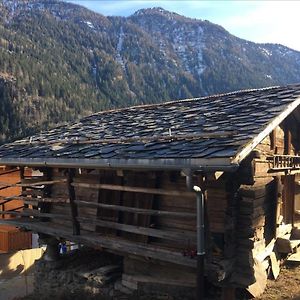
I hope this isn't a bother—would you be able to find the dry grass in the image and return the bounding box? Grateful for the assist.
[257,264,300,300]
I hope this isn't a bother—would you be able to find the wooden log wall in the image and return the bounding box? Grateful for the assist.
[232,179,276,286]
[151,172,196,250]
[0,166,242,285]
[228,112,300,296]
[206,179,228,235]
[255,113,299,157]
[2,168,201,265]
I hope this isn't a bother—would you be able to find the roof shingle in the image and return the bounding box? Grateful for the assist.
[0,84,300,169]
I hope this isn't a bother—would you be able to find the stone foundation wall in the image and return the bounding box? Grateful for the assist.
[32,248,208,300]
[34,248,122,299]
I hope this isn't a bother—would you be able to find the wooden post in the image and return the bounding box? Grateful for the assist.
[284,123,292,155]
[67,169,80,235]
[39,168,53,221]
[274,176,283,237]
[221,287,236,300]
[270,129,277,152]
[116,172,124,237]
[20,167,27,210]
[282,175,295,225]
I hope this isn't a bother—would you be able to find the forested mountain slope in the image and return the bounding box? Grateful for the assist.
[1,0,300,141]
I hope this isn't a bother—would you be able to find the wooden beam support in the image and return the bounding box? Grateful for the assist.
[270,129,277,152]
[0,195,69,204]
[75,200,196,219]
[0,210,65,218]
[0,210,195,242]
[0,217,197,268]
[72,182,194,198]
[0,179,67,188]
[78,217,195,243]
[282,175,295,225]
[0,168,20,176]
[284,123,292,155]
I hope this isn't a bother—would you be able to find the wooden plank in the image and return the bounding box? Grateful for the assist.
[122,273,196,288]
[0,195,69,204]
[284,124,292,155]
[0,179,67,188]
[96,170,121,237]
[0,168,19,176]
[0,210,69,219]
[255,238,276,262]
[287,251,300,264]
[282,175,295,224]
[71,182,194,198]
[246,259,267,298]
[270,251,280,279]
[67,169,80,235]
[78,217,195,243]
[75,200,196,219]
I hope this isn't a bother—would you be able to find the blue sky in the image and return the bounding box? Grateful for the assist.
[67,1,300,51]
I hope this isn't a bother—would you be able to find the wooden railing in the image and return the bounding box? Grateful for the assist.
[269,154,300,170]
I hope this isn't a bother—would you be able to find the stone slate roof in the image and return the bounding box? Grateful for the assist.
[0,84,300,170]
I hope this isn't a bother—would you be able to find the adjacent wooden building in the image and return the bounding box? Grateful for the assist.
[0,84,300,297]
[0,166,32,252]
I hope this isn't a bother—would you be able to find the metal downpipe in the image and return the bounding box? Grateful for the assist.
[194,185,205,300]
[186,172,205,300]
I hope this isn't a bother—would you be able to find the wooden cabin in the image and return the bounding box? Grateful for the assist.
[0,84,300,298]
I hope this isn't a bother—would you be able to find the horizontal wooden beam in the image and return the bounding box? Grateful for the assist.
[0,218,197,268]
[72,182,194,198]
[0,199,18,206]
[0,168,20,176]
[0,210,195,242]
[2,195,70,204]
[0,195,22,201]
[0,179,67,188]
[78,217,196,242]
[75,200,196,219]
[0,210,67,219]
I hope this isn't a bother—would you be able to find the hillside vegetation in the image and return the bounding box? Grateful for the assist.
[1,0,300,141]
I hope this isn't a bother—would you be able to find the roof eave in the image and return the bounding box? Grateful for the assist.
[0,157,239,172]
[232,96,300,164]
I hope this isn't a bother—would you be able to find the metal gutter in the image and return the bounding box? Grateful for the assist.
[0,157,239,172]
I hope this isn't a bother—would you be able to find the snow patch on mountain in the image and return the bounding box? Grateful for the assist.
[84,20,95,29]
[116,26,126,71]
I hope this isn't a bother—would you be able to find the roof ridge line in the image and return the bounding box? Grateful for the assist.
[83,85,283,119]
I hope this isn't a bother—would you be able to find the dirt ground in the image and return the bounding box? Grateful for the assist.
[257,264,300,300]
[14,264,300,300]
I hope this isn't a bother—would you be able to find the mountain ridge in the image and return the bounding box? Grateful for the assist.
[0,0,300,142]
